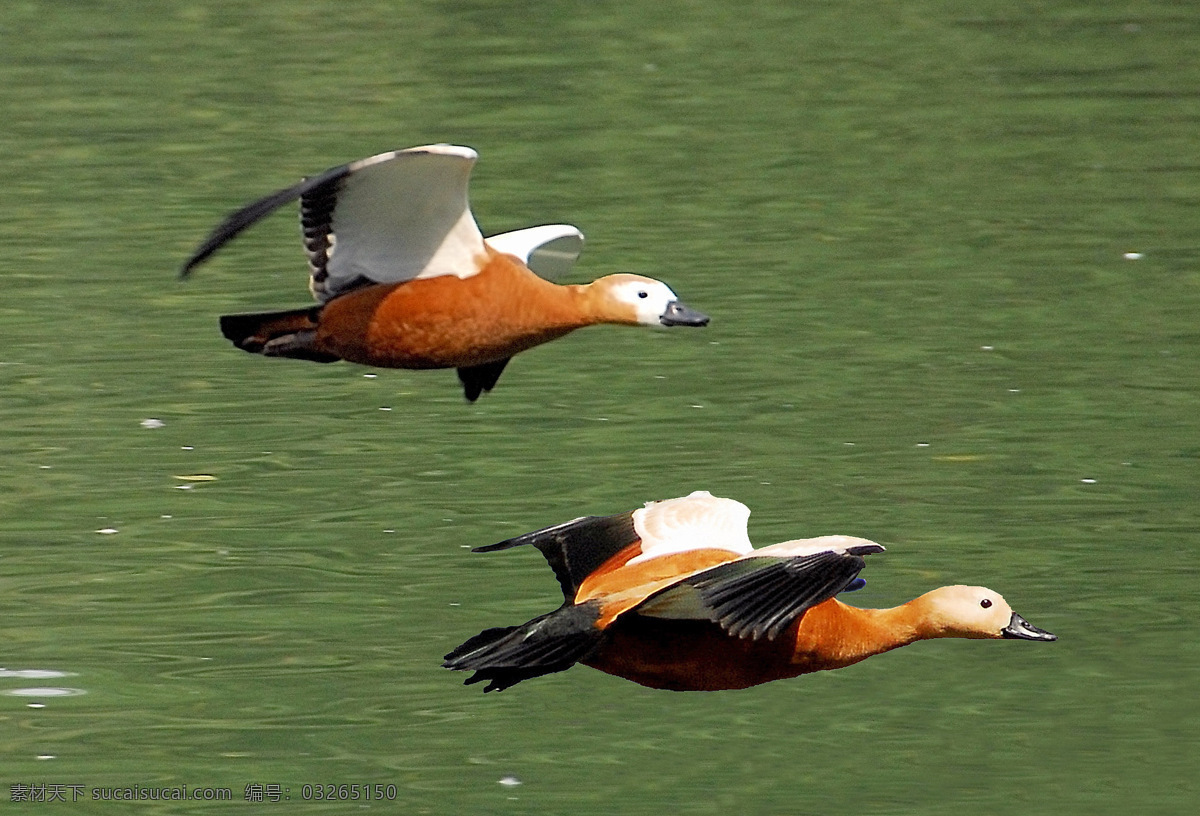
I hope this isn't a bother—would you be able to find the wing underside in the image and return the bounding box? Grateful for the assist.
[181,145,489,301]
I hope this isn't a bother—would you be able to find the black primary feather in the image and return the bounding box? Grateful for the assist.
[180,162,352,277]
[636,546,881,641]
[473,512,638,602]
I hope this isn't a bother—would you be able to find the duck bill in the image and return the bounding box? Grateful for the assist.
[660,300,710,327]
[1001,611,1057,641]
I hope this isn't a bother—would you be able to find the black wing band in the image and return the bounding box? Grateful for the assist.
[640,545,881,641]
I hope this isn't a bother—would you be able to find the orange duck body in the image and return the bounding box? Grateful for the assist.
[445,491,1057,692]
[588,595,941,691]
[314,249,615,370]
[181,145,708,400]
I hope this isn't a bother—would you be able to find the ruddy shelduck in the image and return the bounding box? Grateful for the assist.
[445,491,1056,691]
[181,144,709,400]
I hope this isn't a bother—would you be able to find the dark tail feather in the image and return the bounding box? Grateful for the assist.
[218,306,340,363]
[443,603,605,692]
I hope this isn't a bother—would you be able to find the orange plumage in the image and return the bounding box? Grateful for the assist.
[181,145,708,400]
[445,491,1056,692]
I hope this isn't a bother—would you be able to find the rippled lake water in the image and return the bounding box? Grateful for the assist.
[2,1,1198,813]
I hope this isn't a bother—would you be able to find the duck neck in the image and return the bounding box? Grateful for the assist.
[484,250,597,331]
[792,598,941,669]
[571,280,641,326]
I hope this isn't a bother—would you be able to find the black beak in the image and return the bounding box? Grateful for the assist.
[1001,611,1057,642]
[660,300,710,327]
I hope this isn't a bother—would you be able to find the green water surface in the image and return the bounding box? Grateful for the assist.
[1,1,1198,813]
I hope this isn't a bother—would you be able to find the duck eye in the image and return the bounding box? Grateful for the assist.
[980,599,993,609]
[637,290,649,299]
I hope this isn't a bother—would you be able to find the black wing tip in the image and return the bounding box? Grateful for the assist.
[178,161,356,277]
[471,538,524,554]
[846,543,885,556]
[179,255,204,279]
[469,512,638,603]
[470,516,597,553]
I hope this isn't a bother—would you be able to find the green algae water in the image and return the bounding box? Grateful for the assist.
[1,1,1198,812]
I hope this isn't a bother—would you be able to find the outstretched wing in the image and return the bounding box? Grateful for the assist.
[486,224,584,281]
[180,145,489,301]
[475,512,639,602]
[632,541,884,641]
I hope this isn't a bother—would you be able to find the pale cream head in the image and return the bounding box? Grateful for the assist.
[590,274,710,328]
[917,585,1017,639]
[594,275,682,325]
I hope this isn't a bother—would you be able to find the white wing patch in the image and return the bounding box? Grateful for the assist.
[754,535,883,559]
[486,224,584,281]
[629,490,753,565]
[323,145,489,294]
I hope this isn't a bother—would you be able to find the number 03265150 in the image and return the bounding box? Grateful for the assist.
[301,784,397,801]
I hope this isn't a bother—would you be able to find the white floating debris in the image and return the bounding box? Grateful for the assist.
[140,418,165,429]
[0,669,70,679]
[363,373,378,378]
[1123,252,1144,260]
[181,446,194,451]
[1080,478,1097,484]
[35,755,56,761]
[95,528,118,535]
[981,345,994,351]
[5,687,85,697]
[27,703,45,709]
[916,442,930,448]
[498,776,522,787]
[379,407,392,411]
[174,483,195,490]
